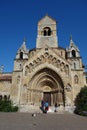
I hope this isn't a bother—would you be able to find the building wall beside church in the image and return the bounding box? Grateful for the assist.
[0,73,12,100]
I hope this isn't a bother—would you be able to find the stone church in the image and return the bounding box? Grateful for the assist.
[0,15,86,112]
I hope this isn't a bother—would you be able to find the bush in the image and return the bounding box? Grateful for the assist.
[74,86,87,116]
[0,99,18,112]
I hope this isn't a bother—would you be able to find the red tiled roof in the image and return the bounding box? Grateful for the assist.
[0,75,12,81]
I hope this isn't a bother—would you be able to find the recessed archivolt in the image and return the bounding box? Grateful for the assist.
[34,74,58,90]
[28,68,65,92]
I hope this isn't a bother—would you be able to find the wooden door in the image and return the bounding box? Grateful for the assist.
[44,92,51,106]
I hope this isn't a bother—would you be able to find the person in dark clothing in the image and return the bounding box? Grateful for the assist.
[41,100,45,112]
[54,103,57,112]
[44,101,49,113]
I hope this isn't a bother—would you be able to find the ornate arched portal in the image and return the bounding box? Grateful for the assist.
[28,68,65,106]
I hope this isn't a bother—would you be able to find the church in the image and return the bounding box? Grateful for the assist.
[0,15,86,112]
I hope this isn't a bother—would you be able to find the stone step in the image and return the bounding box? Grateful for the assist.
[19,105,64,114]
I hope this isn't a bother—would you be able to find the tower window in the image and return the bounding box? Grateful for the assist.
[43,27,51,36]
[72,50,76,57]
[20,52,23,59]
[74,63,76,69]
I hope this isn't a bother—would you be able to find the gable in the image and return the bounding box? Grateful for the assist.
[38,15,56,26]
[23,48,70,75]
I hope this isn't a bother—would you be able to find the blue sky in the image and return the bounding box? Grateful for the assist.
[0,0,87,72]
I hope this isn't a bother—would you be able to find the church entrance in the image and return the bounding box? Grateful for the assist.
[28,68,65,107]
[43,91,64,106]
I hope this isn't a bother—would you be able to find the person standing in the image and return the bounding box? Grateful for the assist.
[41,100,45,112]
[44,101,49,113]
[54,103,57,112]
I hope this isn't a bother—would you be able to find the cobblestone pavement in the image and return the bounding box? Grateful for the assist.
[0,112,87,130]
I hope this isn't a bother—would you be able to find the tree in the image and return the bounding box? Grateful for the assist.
[74,86,87,116]
[0,99,18,112]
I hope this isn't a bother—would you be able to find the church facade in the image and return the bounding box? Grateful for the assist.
[0,15,86,112]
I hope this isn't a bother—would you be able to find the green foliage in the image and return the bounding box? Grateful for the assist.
[0,99,18,112]
[74,86,87,116]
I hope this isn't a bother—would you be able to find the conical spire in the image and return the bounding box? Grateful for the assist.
[16,38,29,59]
[21,38,26,51]
[70,35,74,47]
[69,35,79,51]
[18,38,28,53]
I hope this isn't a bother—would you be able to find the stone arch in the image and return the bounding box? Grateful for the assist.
[4,95,7,100]
[28,65,66,106]
[43,27,52,36]
[72,50,76,57]
[20,52,23,59]
[74,62,76,69]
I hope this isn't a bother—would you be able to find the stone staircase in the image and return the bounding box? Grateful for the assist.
[19,105,64,114]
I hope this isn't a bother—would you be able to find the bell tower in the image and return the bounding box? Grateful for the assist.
[36,15,58,48]
[66,36,82,70]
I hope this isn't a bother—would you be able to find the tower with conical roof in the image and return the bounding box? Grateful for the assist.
[66,36,82,70]
[14,39,29,71]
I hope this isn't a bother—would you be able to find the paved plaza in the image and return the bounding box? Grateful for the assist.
[0,112,87,130]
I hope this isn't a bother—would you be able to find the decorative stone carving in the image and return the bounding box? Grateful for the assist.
[52,57,57,63]
[29,63,33,72]
[74,75,78,84]
[66,84,72,92]
[33,60,37,67]
[40,55,45,62]
[23,84,27,92]
[25,52,70,79]
[49,55,53,60]
[37,58,41,65]
[56,60,60,68]
[44,52,49,58]
[29,50,35,58]
[60,62,65,72]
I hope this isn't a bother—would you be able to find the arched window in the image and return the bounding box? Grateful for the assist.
[4,95,7,100]
[74,63,76,69]
[20,52,23,59]
[43,27,51,36]
[23,84,27,92]
[19,63,22,69]
[74,75,78,84]
[44,30,46,36]
[72,50,76,57]
[0,95,2,100]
